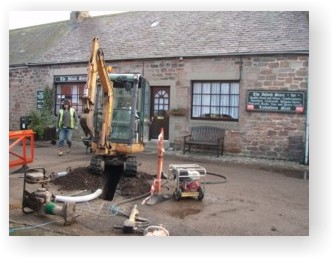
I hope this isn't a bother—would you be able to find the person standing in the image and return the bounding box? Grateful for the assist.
[57,99,78,156]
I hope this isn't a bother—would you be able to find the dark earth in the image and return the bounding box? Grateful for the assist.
[52,167,154,198]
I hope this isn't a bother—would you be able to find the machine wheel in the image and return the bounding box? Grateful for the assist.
[173,189,182,201]
[198,186,204,201]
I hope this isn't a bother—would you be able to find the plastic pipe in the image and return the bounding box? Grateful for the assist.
[50,167,72,180]
[54,188,102,203]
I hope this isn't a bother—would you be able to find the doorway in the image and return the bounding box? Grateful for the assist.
[149,86,170,140]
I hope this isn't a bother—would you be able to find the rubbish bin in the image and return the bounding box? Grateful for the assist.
[20,116,31,130]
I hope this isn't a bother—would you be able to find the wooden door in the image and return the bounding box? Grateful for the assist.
[149,86,170,140]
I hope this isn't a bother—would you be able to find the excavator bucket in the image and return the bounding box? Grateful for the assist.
[80,112,94,137]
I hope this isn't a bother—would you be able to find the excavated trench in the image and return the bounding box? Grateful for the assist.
[51,166,154,201]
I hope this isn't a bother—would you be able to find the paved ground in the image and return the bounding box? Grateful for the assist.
[8,140,309,236]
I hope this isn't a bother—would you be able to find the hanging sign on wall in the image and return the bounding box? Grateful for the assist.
[246,90,306,113]
[37,90,44,109]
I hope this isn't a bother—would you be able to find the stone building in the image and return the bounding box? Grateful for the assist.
[9,11,309,162]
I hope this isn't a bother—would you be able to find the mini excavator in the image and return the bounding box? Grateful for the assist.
[80,37,149,181]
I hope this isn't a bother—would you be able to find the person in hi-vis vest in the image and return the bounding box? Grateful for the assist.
[57,99,78,156]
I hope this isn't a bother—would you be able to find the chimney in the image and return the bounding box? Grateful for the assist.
[70,11,90,23]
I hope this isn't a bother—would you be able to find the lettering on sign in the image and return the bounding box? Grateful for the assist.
[54,75,87,83]
[246,90,306,113]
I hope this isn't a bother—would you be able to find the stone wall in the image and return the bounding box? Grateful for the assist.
[9,66,53,130]
[9,54,308,161]
[238,55,308,161]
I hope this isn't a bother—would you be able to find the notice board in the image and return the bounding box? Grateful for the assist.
[246,90,306,113]
[36,90,44,110]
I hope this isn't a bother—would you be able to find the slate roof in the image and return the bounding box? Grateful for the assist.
[9,11,309,66]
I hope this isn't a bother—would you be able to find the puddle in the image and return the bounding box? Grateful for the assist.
[168,208,201,219]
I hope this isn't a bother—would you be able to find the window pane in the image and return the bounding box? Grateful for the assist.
[230,107,239,119]
[211,106,220,114]
[193,94,201,105]
[212,83,220,94]
[221,83,229,94]
[202,106,210,115]
[193,83,202,94]
[230,95,239,106]
[72,85,78,104]
[231,83,239,94]
[202,83,211,94]
[211,95,220,106]
[202,94,210,105]
[193,106,201,117]
[221,95,229,106]
[220,107,229,115]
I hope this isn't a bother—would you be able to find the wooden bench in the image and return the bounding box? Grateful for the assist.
[183,126,225,157]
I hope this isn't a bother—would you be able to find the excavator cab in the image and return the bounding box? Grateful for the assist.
[94,74,148,148]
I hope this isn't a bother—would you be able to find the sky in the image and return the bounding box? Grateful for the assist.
[9,11,124,30]
[7,0,322,30]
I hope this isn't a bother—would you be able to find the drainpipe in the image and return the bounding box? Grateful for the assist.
[239,55,243,80]
[304,74,309,165]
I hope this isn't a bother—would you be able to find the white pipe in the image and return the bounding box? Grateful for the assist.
[50,171,68,181]
[54,188,103,203]
[50,167,72,180]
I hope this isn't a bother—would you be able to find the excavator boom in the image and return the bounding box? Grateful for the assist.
[81,37,113,150]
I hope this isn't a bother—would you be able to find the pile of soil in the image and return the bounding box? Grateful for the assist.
[115,172,154,196]
[51,166,155,197]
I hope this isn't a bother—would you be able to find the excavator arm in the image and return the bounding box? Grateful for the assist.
[81,37,113,150]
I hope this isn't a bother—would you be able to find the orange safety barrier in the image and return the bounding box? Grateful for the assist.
[9,130,35,168]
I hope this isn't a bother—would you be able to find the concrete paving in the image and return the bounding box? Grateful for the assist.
[9,140,309,236]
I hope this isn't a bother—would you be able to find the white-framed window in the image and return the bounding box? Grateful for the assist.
[191,81,240,121]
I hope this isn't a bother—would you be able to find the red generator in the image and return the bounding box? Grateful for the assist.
[168,164,207,201]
